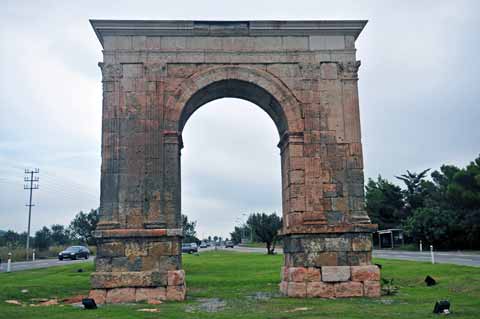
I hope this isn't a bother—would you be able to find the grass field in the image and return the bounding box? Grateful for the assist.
[0,251,479,318]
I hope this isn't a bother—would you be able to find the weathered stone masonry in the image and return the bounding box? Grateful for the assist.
[89,20,379,303]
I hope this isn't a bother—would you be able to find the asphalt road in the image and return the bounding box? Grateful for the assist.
[1,248,478,273]
[0,256,94,273]
[216,246,480,267]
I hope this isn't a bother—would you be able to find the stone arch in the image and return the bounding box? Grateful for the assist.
[164,65,304,135]
[90,20,379,303]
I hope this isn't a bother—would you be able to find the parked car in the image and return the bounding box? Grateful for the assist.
[199,242,208,248]
[58,246,90,260]
[182,243,198,254]
[225,241,234,248]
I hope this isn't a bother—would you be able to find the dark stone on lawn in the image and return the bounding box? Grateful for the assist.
[425,275,436,286]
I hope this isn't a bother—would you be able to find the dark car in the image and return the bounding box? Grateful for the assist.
[225,241,234,248]
[182,243,198,254]
[58,246,90,260]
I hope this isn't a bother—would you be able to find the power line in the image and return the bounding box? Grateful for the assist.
[24,168,39,261]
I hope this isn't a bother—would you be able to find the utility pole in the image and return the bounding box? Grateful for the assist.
[24,168,39,261]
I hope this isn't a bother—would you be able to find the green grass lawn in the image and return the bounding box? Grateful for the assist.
[0,251,479,318]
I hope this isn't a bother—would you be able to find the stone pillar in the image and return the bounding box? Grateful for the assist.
[279,61,380,299]
[89,63,186,304]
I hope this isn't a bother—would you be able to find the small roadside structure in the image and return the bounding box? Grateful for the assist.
[376,229,404,249]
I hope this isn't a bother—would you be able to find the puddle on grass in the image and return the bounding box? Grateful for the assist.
[186,298,226,313]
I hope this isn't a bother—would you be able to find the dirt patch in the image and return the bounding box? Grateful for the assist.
[285,307,311,313]
[186,298,226,313]
[138,308,160,313]
[61,295,86,304]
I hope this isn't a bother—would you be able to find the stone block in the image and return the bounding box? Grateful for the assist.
[287,282,306,297]
[311,252,338,267]
[166,285,186,301]
[123,63,143,78]
[281,266,288,281]
[351,236,372,252]
[279,281,288,295]
[305,267,321,282]
[321,266,350,282]
[98,242,125,258]
[111,257,129,272]
[149,242,174,256]
[89,289,107,304]
[325,211,346,224]
[125,241,148,257]
[288,267,307,282]
[95,257,112,272]
[167,270,185,286]
[283,237,304,254]
[320,63,338,80]
[324,237,351,252]
[282,36,309,50]
[363,281,381,297]
[309,36,345,50]
[289,170,305,184]
[306,282,334,298]
[334,281,363,298]
[106,287,136,304]
[351,266,380,282]
[347,251,371,266]
[135,287,167,302]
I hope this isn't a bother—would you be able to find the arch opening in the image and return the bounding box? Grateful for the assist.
[181,98,282,240]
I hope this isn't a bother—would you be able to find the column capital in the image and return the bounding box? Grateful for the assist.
[162,130,183,149]
[338,60,361,80]
[278,131,304,151]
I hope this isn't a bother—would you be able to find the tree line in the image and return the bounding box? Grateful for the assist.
[0,209,99,250]
[366,154,480,249]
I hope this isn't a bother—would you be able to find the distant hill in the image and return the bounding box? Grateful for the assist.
[0,230,6,235]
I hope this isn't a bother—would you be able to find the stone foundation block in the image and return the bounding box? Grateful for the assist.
[89,289,107,304]
[351,265,380,282]
[279,281,288,295]
[305,267,321,281]
[287,282,307,297]
[167,270,185,286]
[321,266,350,282]
[288,267,307,282]
[306,282,334,298]
[363,280,381,297]
[281,266,288,281]
[106,287,136,303]
[135,287,166,302]
[166,285,186,301]
[334,281,363,297]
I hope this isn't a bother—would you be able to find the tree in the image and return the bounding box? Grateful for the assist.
[230,226,245,244]
[69,209,99,245]
[247,213,282,254]
[365,176,405,229]
[50,224,71,246]
[34,226,52,250]
[404,207,459,248]
[182,214,199,243]
[396,169,430,213]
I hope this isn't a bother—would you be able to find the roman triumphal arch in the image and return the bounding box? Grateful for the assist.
[89,20,380,304]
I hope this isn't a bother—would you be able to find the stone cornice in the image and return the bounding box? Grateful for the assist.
[90,20,368,47]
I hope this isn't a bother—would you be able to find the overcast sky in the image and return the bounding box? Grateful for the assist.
[1,0,479,238]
